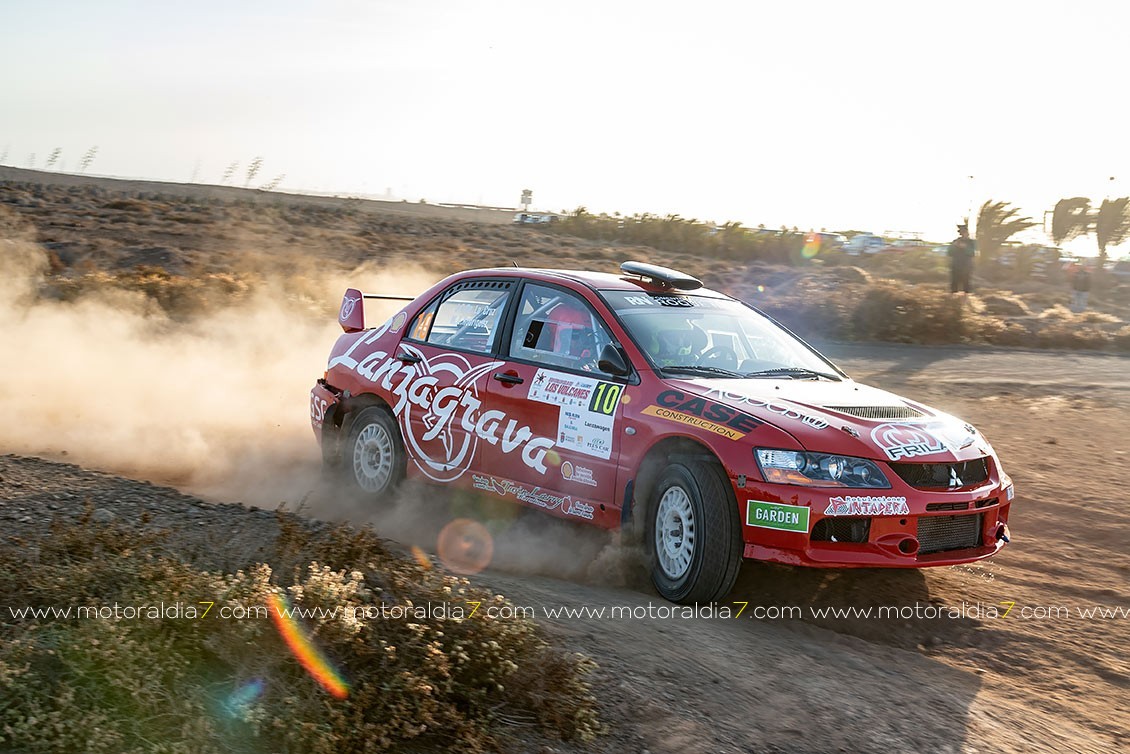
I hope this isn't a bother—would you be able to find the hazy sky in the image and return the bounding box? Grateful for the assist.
[2,0,1128,249]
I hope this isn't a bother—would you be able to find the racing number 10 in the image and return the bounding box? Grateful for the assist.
[588,382,622,416]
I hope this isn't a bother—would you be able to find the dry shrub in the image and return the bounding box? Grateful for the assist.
[849,282,969,343]
[1079,310,1122,325]
[829,266,873,285]
[1031,320,1112,350]
[1113,325,1130,352]
[752,278,855,340]
[980,293,1032,317]
[0,512,600,753]
[1036,304,1075,320]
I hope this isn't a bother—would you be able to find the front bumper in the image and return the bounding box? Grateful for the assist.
[737,478,1014,568]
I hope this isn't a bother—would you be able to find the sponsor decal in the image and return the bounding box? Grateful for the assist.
[472,474,594,519]
[339,295,360,320]
[703,389,829,430]
[824,495,910,516]
[529,369,619,460]
[332,339,553,482]
[871,423,951,461]
[746,500,810,533]
[623,294,695,307]
[411,309,434,340]
[1005,484,1015,501]
[389,311,407,333]
[643,389,762,440]
[310,393,329,428]
[561,461,598,487]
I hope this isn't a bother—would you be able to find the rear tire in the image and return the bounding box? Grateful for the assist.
[341,406,405,500]
[646,459,742,604]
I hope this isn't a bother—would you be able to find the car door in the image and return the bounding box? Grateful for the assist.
[480,281,627,522]
[392,278,515,484]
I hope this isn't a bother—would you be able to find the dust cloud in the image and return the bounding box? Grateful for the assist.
[0,236,433,509]
[0,233,640,588]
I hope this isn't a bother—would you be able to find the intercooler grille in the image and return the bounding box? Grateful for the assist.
[890,458,989,489]
[917,513,983,554]
[823,405,926,419]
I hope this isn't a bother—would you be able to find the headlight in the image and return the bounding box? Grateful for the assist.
[755,448,891,488]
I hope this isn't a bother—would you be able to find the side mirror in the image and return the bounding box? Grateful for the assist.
[597,343,630,377]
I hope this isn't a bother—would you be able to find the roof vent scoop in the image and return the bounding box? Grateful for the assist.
[620,261,703,290]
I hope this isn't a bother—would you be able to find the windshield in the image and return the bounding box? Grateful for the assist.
[602,290,842,379]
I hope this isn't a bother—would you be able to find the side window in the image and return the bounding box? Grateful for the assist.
[509,284,612,373]
[415,284,511,354]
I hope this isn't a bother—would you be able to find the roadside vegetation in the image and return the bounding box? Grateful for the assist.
[0,508,600,753]
[3,178,1130,351]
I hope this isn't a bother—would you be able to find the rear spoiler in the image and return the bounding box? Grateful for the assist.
[338,288,415,332]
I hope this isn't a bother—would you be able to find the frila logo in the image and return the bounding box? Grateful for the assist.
[329,335,553,482]
[871,423,948,461]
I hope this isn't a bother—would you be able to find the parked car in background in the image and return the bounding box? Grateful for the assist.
[513,213,559,225]
[1105,258,1130,282]
[807,232,846,252]
[889,238,929,252]
[842,234,887,255]
[1029,247,1067,280]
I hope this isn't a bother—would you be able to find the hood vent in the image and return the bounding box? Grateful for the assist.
[823,405,926,420]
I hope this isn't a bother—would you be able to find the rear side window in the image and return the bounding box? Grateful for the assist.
[412,282,512,354]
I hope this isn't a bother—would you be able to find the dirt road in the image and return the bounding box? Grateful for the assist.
[4,344,1124,753]
[451,344,1130,753]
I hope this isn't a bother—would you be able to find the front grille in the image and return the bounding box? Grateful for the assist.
[811,517,871,543]
[917,513,983,554]
[890,458,989,489]
[824,405,926,419]
[926,502,969,512]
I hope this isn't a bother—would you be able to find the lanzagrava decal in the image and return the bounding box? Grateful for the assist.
[527,369,620,460]
[330,333,554,482]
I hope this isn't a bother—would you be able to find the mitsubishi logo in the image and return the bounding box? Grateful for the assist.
[949,466,962,487]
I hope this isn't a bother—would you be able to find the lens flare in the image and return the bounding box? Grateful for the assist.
[543,449,562,468]
[223,678,265,719]
[436,518,494,575]
[410,544,432,570]
[267,592,349,699]
[802,233,821,259]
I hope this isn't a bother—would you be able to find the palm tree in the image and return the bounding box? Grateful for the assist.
[975,200,1037,265]
[1051,197,1091,246]
[1095,198,1130,266]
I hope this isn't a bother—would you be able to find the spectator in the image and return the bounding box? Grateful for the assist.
[1071,263,1092,313]
[947,223,976,294]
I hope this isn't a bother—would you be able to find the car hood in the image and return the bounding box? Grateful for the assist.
[671,377,992,463]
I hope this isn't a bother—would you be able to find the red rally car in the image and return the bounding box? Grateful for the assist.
[310,261,1014,604]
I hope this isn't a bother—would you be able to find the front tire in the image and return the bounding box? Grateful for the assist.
[341,406,405,499]
[646,460,742,604]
